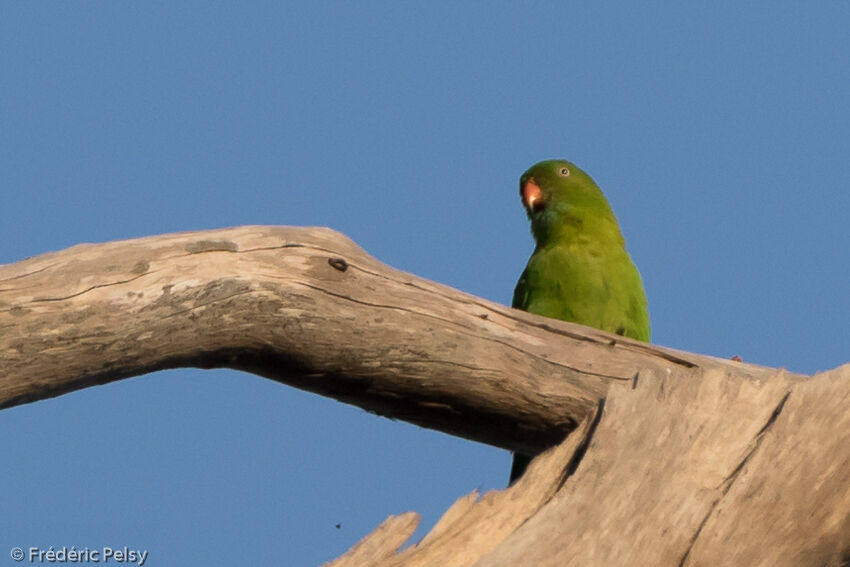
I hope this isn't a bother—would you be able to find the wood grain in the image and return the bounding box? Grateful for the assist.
[5,225,841,566]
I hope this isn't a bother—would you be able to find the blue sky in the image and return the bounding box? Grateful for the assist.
[2,3,849,565]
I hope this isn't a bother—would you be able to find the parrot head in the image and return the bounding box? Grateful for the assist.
[519,159,621,243]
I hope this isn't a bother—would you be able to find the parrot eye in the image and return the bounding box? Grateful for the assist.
[558,167,570,177]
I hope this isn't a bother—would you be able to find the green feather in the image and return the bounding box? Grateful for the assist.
[509,159,650,482]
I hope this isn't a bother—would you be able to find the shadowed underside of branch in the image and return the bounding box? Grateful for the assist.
[2,225,847,566]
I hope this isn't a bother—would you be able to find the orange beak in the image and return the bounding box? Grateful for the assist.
[522,178,544,213]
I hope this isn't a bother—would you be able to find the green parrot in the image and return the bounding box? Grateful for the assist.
[510,159,650,483]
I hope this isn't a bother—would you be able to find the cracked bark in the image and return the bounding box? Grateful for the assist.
[677,391,791,567]
[2,225,850,566]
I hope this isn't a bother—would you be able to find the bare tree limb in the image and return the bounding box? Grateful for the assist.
[0,225,785,455]
[6,225,843,566]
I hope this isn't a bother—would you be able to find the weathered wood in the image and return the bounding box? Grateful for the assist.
[477,366,796,566]
[334,365,850,566]
[4,225,844,566]
[0,225,773,455]
[328,512,420,567]
[325,412,599,567]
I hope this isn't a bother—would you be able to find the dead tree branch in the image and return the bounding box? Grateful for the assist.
[4,226,842,566]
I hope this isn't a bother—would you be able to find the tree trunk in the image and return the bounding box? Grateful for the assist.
[1,226,846,566]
